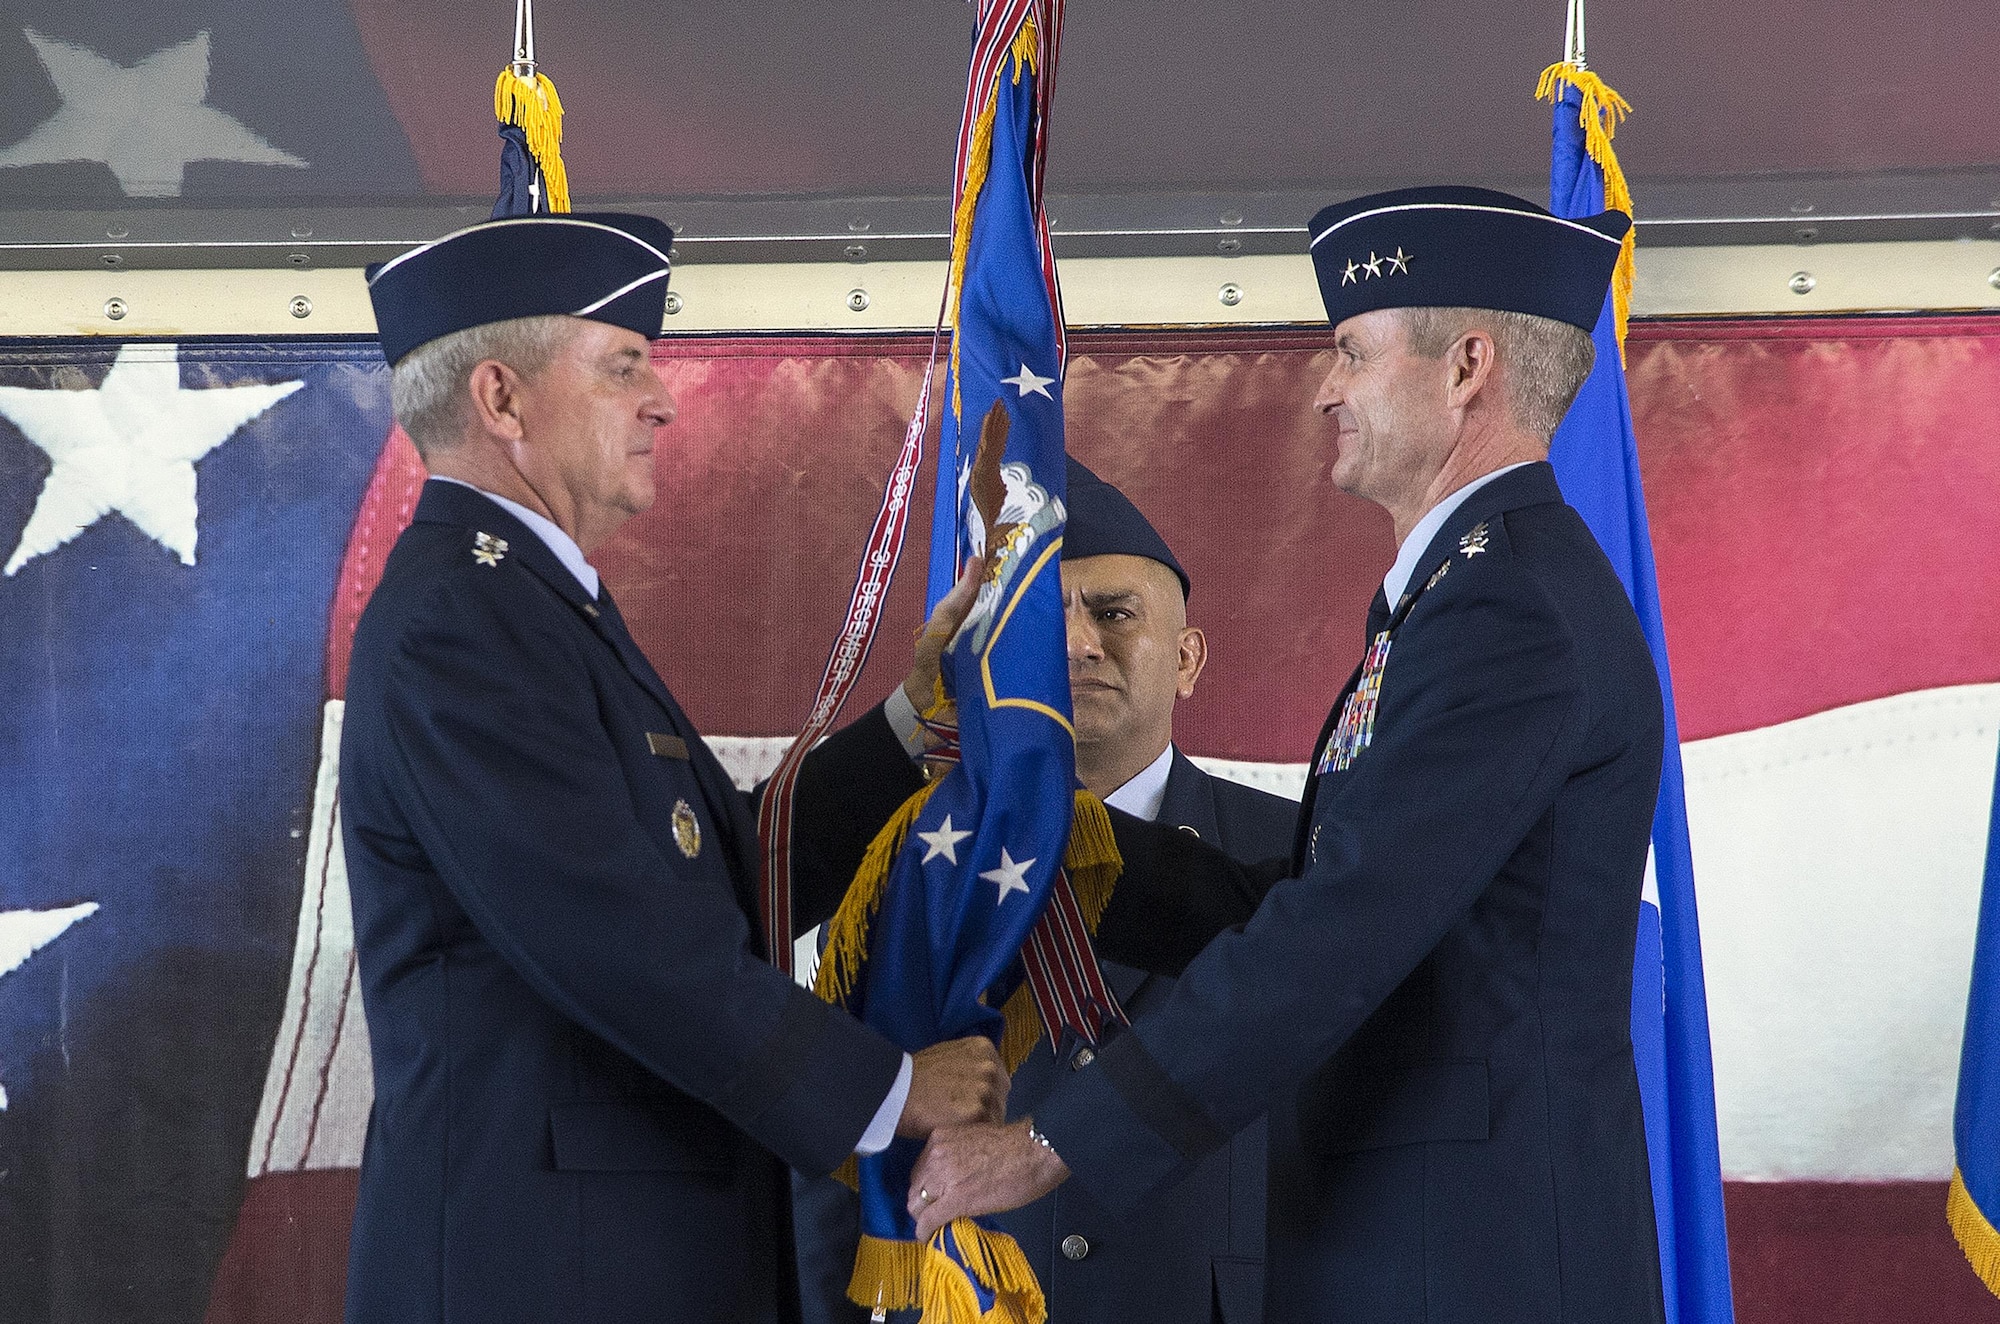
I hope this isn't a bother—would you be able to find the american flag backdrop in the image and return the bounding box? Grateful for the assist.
[1,321,1998,1324]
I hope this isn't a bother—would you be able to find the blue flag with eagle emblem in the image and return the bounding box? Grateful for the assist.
[810,5,1107,1320]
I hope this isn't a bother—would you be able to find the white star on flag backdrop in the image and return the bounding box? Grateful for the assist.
[1000,364,1055,399]
[918,814,973,865]
[0,342,304,576]
[0,29,307,198]
[0,902,99,1110]
[979,848,1036,904]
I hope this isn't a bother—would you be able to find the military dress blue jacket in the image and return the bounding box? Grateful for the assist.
[793,748,1294,1324]
[339,481,912,1324]
[1061,463,1670,1324]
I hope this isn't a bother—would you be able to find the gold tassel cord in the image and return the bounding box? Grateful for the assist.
[1950,1168,2000,1295]
[493,69,572,213]
[946,17,1043,423]
[1536,61,1634,359]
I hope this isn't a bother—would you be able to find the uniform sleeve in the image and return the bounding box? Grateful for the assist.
[1033,560,1587,1212]
[381,584,903,1177]
[781,701,927,935]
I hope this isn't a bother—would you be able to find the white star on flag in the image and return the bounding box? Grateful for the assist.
[1000,364,1055,400]
[0,30,308,198]
[980,848,1036,904]
[0,901,100,1110]
[918,814,974,865]
[0,343,304,576]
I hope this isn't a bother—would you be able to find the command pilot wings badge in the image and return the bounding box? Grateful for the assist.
[1459,521,1491,558]
[471,532,508,567]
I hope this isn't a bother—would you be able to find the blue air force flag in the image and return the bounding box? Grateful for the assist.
[1543,66,1736,1324]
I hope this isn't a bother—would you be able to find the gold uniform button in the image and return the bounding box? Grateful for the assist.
[1060,1234,1091,1261]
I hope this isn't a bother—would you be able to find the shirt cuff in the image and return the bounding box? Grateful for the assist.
[882,684,929,760]
[856,1052,913,1155]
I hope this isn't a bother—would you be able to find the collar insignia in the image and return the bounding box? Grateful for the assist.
[471,531,509,567]
[1458,522,1490,558]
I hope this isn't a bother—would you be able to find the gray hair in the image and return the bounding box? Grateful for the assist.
[1400,306,1596,440]
[389,314,573,458]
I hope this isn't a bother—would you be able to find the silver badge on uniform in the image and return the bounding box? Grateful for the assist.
[671,799,702,860]
[1458,522,1490,559]
[471,531,509,567]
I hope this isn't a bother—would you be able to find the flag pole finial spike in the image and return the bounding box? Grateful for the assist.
[1564,0,1586,68]
[512,0,537,80]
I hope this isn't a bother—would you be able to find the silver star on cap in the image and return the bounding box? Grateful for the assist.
[1385,247,1412,274]
[1363,252,1385,279]
[1341,259,1360,286]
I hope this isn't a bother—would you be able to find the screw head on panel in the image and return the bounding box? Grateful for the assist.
[844,244,868,262]
[101,253,124,268]
[847,289,871,313]
[1218,282,1244,307]
[1788,272,1816,296]
[104,225,128,240]
[288,252,310,267]
[103,298,128,321]
[1988,267,2000,291]
[1217,237,1242,254]
[664,291,685,316]
[289,295,313,319]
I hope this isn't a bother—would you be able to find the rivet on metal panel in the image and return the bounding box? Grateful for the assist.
[1789,201,1815,215]
[848,217,871,232]
[668,246,680,262]
[1988,268,2000,291]
[291,225,312,239]
[1219,210,1243,226]
[1788,272,1816,296]
[1218,237,1242,254]
[1793,227,1818,243]
[1218,283,1244,307]
[664,291,685,316]
[103,298,128,321]
[290,295,314,319]
[847,289,871,313]
[101,253,123,268]
[288,252,310,267]
[104,225,128,240]
[844,244,868,262]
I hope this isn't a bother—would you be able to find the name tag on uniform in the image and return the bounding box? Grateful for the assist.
[646,732,689,760]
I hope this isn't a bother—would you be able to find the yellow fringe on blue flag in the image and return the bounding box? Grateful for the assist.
[847,1218,1047,1324]
[1536,61,1634,357]
[493,69,572,213]
[1950,1167,2000,1295]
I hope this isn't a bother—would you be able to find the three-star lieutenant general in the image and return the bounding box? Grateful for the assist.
[908,186,1671,1324]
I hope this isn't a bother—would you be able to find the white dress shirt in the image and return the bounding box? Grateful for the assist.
[1379,462,1535,611]
[432,477,909,1155]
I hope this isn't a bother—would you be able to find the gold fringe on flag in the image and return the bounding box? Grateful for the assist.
[847,1217,1048,1324]
[1949,1167,2000,1295]
[998,789,1123,1071]
[1535,61,1634,359]
[946,17,1043,423]
[493,69,572,213]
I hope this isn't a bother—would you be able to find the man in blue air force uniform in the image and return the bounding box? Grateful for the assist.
[340,214,1006,1324]
[908,188,1670,1324]
[794,461,1293,1324]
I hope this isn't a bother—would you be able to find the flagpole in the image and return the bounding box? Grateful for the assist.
[512,0,537,80]
[1565,0,1585,69]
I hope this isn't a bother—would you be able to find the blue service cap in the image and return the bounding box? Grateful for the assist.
[1063,458,1190,600]
[366,213,676,365]
[1307,186,1628,333]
